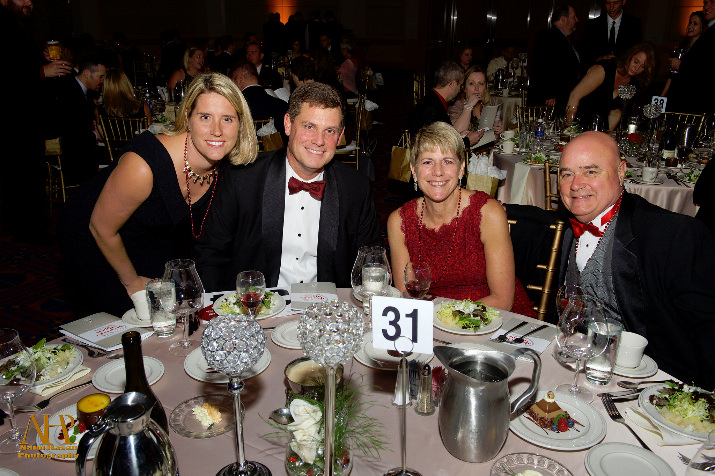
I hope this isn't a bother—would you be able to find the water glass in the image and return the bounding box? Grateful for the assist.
[146,279,176,337]
[584,319,623,385]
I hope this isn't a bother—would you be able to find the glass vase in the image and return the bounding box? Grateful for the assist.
[285,443,352,476]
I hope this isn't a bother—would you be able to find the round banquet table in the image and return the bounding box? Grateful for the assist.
[4,289,692,475]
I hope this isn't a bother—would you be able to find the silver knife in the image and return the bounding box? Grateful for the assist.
[598,389,641,398]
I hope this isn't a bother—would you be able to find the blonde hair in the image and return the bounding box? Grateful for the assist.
[460,65,490,103]
[102,69,143,117]
[183,46,202,72]
[410,122,466,168]
[168,73,258,165]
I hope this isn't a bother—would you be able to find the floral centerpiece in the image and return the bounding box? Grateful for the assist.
[619,132,644,157]
[523,150,556,165]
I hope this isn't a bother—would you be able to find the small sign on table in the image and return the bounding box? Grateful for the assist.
[371,295,434,354]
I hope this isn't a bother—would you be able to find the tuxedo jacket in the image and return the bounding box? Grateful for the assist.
[257,65,283,91]
[579,13,643,68]
[527,26,581,113]
[241,84,288,141]
[667,26,715,114]
[195,149,381,292]
[559,193,715,388]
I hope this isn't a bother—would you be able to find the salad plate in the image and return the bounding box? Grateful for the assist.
[183,347,271,383]
[585,442,674,476]
[639,384,712,442]
[213,292,286,319]
[121,308,153,328]
[433,300,502,336]
[510,390,606,451]
[490,453,572,476]
[270,320,301,349]
[92,356,164,393]
[353,331,433,370]
[29,344,83,388]
[36,403,101,460]
[612,354,657,378]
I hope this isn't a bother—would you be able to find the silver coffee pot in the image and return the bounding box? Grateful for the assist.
[75,392,179,476]
[434,346,541,463]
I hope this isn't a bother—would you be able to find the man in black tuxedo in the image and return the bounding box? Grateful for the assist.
[528,4,581,114]
[246,42,283,91]
[558,132,715,389]
[195,82,380,292]
[230,60,288,144]
[579,0,642,68]
[667,0,715,113]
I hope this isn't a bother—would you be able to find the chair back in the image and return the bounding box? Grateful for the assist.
[254,118,283,152]
[506,205,565,322]
[413,72,426,105]
[335,93,366,170]
[516,105,554,130]
[45,137,73,208]
[663,112,706,142]
[132,55,156,85]
[544,162,560,211]
[99,115,149,161]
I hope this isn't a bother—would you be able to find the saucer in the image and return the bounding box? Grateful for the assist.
[613,354,658,378]
[122,308,153,328]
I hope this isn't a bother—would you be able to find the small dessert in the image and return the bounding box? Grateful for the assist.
[77,393,111,427]
[526,391,577,433]
[192,402,222,429]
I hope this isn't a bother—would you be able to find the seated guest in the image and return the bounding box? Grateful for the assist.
[290,55,317,88]
[246,42,283,90]
[448,65,503,140]
[566,42,654,130]
[486,45,525,83]
[456,45,473,71]
[320,33,343,66]
[558,131,715,388]
[338,42,358,97]
[195,82,381,292]
[54,54,107,184]
[288,39,308,60]
[230,60,288,142]
[388,122,535,316]
[168,46,204,90]
[59,73,257,316]
[208,35,234,76]
[99,69,152,125]
[408,61,483,148]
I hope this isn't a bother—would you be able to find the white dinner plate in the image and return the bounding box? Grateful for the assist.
[510,390,607,451]
[32,346,83,388]
[638,384,711,442]
[271,320,301,349]
[632,178,664,185]
[183,347,271,383]
[36,403,102,461]
[0,470,20,476]
[433,302,503,336]
[612,354,658,378]
[490,453,572,476]
[585,442,674,476]
[352,286,401,302]
[92,356,164,393]
[353,331,433,370]
[213,293,286,319]
[121,308,153,328]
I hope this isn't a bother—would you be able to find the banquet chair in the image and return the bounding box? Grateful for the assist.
[543,162,560,211]
[99,115,149,162]
[413,72,426,105]
[516,105,554,130]
[253,118,283,152]
[663,112,705,137]
[45,137,75,211]
[334,94,366,170]
[132,55,156,85]
[506,204,566,322]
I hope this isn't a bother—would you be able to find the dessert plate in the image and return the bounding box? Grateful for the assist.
[92,356,164,393]
[585,442,674,476]
[36,404,101,461]
[169,394,236,439]
[271,320,301,349]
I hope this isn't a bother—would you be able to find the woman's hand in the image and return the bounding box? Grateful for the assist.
[466,92,481,108]
[669,58,681,71]
[124,276,152,296]
[466,129,485,147]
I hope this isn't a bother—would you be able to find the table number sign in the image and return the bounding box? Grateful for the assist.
[371,295,433,354]
[651,96,667,114]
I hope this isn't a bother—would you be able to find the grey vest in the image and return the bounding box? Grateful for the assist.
[565,215,621,322]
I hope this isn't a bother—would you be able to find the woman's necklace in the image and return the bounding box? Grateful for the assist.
[184,135,219,239]
[417,189,462,283]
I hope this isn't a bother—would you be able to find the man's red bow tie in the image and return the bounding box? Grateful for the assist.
[288,177,326,200]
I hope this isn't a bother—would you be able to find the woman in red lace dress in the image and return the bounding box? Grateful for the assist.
[387,122,535,317]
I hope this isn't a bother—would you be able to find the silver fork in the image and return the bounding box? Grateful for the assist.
[15,381,92,412]
[600,394,653,452]
[678,453,715,471]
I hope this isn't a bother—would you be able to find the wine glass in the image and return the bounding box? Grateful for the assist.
[556,284,584,317]
[0,328,36,454]
[161,259,204,356]
[555,296,609,402]
[236,270,266,320]
[403,262,431,299]
[686,431,715,475]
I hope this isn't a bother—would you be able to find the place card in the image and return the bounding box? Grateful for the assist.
[371,295,433,354]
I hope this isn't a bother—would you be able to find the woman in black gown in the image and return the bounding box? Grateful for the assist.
[60,73,258,316]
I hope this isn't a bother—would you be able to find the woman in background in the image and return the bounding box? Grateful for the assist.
[168,46,204,90]
[456,45,473,71]
[100,69,152,124]
[448,65,503,141]
[661,11,707,96]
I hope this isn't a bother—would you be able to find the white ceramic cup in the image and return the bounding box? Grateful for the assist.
[130,289,151,321]
[642,167,658,183]
[500,141,515,154]
[615,331,648,368]
[502,130,515,140]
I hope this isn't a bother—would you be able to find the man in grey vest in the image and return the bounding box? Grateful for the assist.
[557,132,715,389]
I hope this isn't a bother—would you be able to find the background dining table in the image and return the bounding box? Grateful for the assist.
[4,289,694,475]
[493,151,697,216]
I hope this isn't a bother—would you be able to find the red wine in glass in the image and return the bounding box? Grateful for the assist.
[406,280,429,299]
[241,292,263,312]
[404,262,432,299]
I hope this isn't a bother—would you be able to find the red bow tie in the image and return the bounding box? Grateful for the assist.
[288,176,326,200]
[569,219,603,238]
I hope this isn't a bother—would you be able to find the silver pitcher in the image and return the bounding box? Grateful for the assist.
[75,392,179,476]
[434,346,541,463]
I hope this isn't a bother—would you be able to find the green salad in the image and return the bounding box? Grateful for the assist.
[436,299,499,331]
[217,291,275,316]
[0,339,74,382]
[649,381,715,433]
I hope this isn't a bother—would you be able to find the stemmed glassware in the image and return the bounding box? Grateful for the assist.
[686,431,715,475]
[161,259,204,356]
[0,328,37,454]
[351,246,392,322]
[555,296,609,402]
[236,270,266,320]
[553,285,583,366]
[403,262,431,299]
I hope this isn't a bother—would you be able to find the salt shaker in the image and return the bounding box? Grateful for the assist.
[415,364,435,416]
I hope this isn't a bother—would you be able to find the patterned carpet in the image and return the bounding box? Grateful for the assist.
[0,68,416,346]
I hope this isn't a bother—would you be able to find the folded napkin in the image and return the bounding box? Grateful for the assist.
[624,406,701,446]
[467,152,507,179]
[365,99,379,111]
[31,366,91,396]
[257,120,278,136]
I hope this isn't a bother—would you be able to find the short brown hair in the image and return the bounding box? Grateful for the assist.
[410,121,466,168]
[168,73,258,165]
[287,82,345,130]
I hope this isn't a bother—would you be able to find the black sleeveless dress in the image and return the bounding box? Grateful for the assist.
[59,132,217,316]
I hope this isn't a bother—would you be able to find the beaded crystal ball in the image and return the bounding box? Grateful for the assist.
[297,301,364,367]
[201,315,266,377]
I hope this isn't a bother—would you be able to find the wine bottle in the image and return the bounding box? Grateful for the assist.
[661,122,676,161]
[121,331,168,432]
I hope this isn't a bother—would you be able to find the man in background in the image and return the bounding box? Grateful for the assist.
[580,0,643,68]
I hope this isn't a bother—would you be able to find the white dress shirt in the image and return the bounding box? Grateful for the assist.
[277,159,323,288]
[575,202,618,272]
[607,14,622,43]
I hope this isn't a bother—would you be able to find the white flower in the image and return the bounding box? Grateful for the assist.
[287,399,323,463]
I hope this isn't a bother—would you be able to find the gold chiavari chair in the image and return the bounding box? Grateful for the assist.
[544,162,561,211]
[99,115,149,162]
[516,105,555,131]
